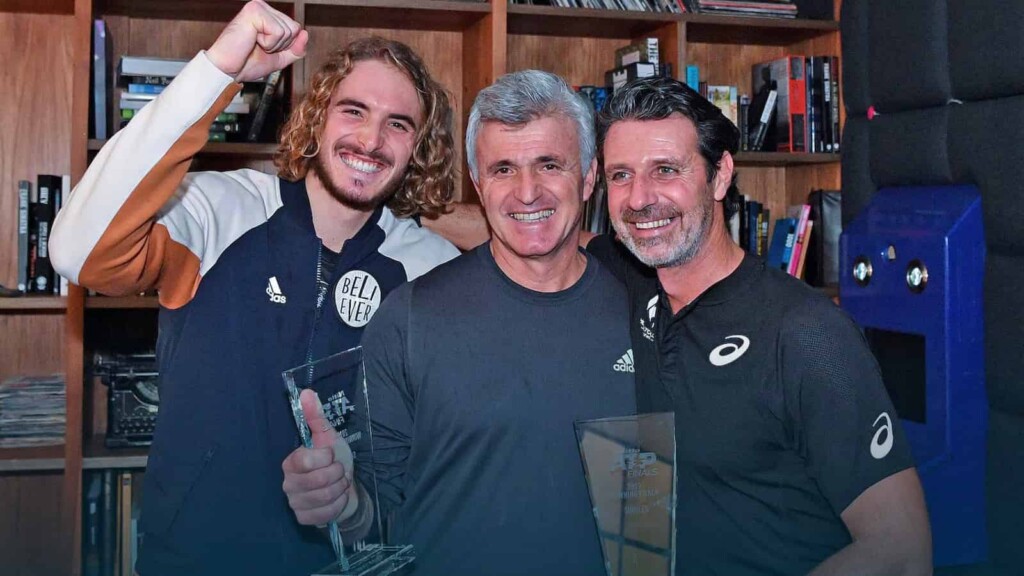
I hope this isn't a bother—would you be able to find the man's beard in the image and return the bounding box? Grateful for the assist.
[312,145,404,212]
[612,186,715,269]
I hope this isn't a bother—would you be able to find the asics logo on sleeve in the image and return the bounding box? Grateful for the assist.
[708,335,750,366]
[266,276,287,304]
[613,349,635,373]
[870,412,894,459]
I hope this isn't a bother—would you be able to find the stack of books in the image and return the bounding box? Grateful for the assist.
[117,55,277,142]
[689,0,798,18]
[0,375,65,447]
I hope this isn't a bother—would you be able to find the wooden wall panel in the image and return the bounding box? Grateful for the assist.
[786,162,840,206]
[0,12,74,291]
[735,166,788,227]
[0,314,65,381]
[107,16,224,61]
[0,472,67,576]
[305,26,467,198]
[507,34,622,87]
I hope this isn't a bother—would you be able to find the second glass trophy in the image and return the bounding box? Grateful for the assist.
[283,346,414,576]
[575,412,677,576]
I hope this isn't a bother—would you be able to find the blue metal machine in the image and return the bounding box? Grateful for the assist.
[840,185,987,567]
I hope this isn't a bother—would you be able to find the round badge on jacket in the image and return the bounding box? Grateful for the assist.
[334,270,382,328]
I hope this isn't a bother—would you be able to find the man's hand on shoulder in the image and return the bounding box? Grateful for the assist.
[207,0,307,83]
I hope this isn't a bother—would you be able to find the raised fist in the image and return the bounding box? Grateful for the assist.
[206,0,308,83]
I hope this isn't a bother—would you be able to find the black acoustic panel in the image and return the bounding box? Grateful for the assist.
[987,408,1024,572]
[840,0,870,115]
[985,252,1024,415]
[868,0,951,112]
[869,106,953,189]
[949,0,1024,102]
[840,116,874,227]
[949,98,1024,253]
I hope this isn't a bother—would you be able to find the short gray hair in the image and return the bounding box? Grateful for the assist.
[465,70,596,182]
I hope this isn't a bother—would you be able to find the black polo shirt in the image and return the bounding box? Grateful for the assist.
[588,235,915,576]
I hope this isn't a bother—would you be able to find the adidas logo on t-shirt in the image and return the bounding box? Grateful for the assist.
[613,349,635,373]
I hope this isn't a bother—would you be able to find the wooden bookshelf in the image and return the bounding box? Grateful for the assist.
[0,1,843,574]
[0,296,67,311]
[0,445,66,472]
[734,151,841,166]
[85,295,160,309]
[83,436,148,470]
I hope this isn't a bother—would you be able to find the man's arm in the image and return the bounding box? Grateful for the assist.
[782,301,932,576]
[809,468,932,576]
[422,202,489,250]
[49,1,306,306]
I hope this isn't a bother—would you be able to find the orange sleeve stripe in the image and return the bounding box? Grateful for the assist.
[78,84,241,305]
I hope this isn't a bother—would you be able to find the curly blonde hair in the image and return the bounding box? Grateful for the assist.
[275,37,455,218]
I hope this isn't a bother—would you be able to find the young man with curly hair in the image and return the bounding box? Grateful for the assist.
[50,2,459,574]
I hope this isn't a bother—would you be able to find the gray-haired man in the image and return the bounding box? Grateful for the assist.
[281,70,635,574]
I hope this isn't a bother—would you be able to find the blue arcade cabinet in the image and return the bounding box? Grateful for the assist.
[840,185,987,567]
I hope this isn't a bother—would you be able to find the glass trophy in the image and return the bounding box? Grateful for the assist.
[575,413,677,576]
[283,347,415,576]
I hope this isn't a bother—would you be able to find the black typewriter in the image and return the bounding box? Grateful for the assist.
[93,352,159,448]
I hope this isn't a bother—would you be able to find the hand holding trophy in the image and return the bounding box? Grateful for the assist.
[283,347,415,576]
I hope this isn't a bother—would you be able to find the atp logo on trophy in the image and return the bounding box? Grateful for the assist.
[613,448,658,478]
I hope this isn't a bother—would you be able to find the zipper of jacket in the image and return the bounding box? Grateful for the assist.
[305,242,329,382]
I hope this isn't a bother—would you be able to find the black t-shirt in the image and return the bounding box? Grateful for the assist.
[588,234,916,576]
[359,244,636,575]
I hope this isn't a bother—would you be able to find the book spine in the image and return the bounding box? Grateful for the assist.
[100,470,116,576]
[738,94,750,151]
[247,69,282,142]
[30,175,59,293]
[92,19,108,140]
[822,56,833,152]
[83,472,102,576]
[17,180,30,292]
[830,55,841,152]
[686,64,700,91]
[787,56,807,153]
[751,89,777,151]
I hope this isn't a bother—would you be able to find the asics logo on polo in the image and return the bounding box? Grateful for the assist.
[708,335,750,366]
[870,412,894,459]
[266,276,287,304]
[614,349,635,373]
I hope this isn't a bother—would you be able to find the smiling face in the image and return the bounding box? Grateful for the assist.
[603,113,729,268]
[473,114,596,267]
[312,59,423,211]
